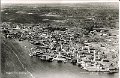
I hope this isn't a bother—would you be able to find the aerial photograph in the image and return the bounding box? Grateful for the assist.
[1,0,119,78]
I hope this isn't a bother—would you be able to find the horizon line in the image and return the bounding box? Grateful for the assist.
[1,1,119,4]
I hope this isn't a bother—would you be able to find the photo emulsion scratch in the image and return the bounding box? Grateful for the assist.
[1,0,119,78]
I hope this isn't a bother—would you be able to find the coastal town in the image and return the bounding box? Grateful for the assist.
[1,21,119,72]
[1,3,119,78]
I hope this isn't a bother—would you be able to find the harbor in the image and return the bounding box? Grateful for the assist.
[28,40,118,73]
[13,33,118,74]
[1,38,119,78]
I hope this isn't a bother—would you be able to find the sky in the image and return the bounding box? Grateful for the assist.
[1,0,119,4]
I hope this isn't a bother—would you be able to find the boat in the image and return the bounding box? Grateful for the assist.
[71,59,77,65]
[109,68,119,73]
[40,55,47,61]
[85,66,110,72]
[78,61,87,69]
[52,50,67,63]
[85,67,99,72]
[53,57,67,63]
[46,56,53,62]
[40,54,53,62]
[81,61,110,72]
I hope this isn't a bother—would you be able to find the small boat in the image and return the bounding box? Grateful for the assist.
[108,63,119,73]
[71,59,77,65]
[46,56,53,62]
[57,60,63,63]
[109,68,119,73]
[40,55,47,61]
[53,57,67,63]
[85,66,100,72]
[78,61,87,69]
[40,54,53,62]
[83,62,110,72]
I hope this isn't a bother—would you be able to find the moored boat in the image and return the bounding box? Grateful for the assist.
[109,67,119,73]
[53,57,67,63]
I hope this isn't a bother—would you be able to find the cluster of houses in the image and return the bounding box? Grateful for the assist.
[1,22,119,73]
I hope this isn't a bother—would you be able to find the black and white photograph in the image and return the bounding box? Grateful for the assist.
[1,0,119,78]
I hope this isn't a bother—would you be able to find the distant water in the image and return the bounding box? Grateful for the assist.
[27,58,119,78]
